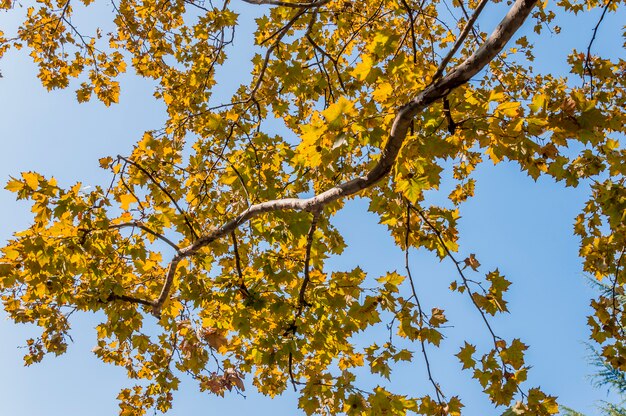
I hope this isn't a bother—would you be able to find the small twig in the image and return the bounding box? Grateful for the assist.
[193,124,235,209]
[288,351,298,391]
[410,204,529,398]
[231,231,251,299]
[443,96,457,134]
[119,162,147,213]
[305,11,347,93]
[405,203,445,403]
[52,0,72,33]
[584,0,613,94]
[399,0,419,65]
[297,210,321,315]
[118,155,199,240]
[410,204,499,344]
[249,8,307,99]
[110,222,181,252]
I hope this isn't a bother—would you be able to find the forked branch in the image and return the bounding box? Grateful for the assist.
[135,0,538,316]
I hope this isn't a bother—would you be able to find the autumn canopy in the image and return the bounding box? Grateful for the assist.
[0,0,624,414]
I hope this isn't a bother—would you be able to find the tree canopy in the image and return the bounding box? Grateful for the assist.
[0,0,624,414]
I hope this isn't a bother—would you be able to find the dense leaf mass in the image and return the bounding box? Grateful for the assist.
[0,0,624,414]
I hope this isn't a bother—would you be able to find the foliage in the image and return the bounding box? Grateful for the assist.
[0,0,625,414]
[561,279,626,416]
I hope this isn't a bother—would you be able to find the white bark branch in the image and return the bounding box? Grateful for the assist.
[432,0,490,81]
[149,0,538,316]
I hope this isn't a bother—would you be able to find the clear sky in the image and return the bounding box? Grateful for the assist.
[0,2,624,415]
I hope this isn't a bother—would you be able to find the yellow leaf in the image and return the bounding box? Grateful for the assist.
[351,55,374,81]
[495,101,521,117]
[529,93,547,112]
[5,178,23,193]
[119,193,136,210]
[322,97,356,125]
[372,82,393,102]
[22,172,39,190]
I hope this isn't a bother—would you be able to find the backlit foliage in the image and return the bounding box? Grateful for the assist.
[0,0,624,414]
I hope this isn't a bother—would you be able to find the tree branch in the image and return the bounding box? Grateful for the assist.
[241,0,330,7]
[404,203,445,403]
[117,155,199,240]
[432,0,490,81]
[106,293,154,307]
[584,0,613,94]
[149,0,538,316]
[409,204,500,346]
[249,8,308,99]
[153,256,183,316]
[110,222,182,253]
[231,231,251,299]
[297,210,321,315]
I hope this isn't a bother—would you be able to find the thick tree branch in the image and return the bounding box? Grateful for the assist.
[106,293,154,307]
[153,256,184,316]
[432,0,489,81]
[150,0,538,316]
[288,351,298,391]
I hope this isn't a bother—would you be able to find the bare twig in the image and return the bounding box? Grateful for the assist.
[118,155,199,240]
[110,222,182,252]
[584,0,613,94]
[231,231,251,299]
[404,203,445,403]
[297,210,321,315]
[409,204,500,345]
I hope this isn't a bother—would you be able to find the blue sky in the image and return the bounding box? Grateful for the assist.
[0,2,624,415]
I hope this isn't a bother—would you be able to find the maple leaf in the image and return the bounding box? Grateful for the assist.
[464,254,481,271]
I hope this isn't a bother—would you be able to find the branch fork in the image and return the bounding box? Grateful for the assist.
[113,0,539,318]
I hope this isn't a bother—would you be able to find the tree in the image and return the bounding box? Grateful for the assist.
[563,279,626,416]
[0,0,624,414]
